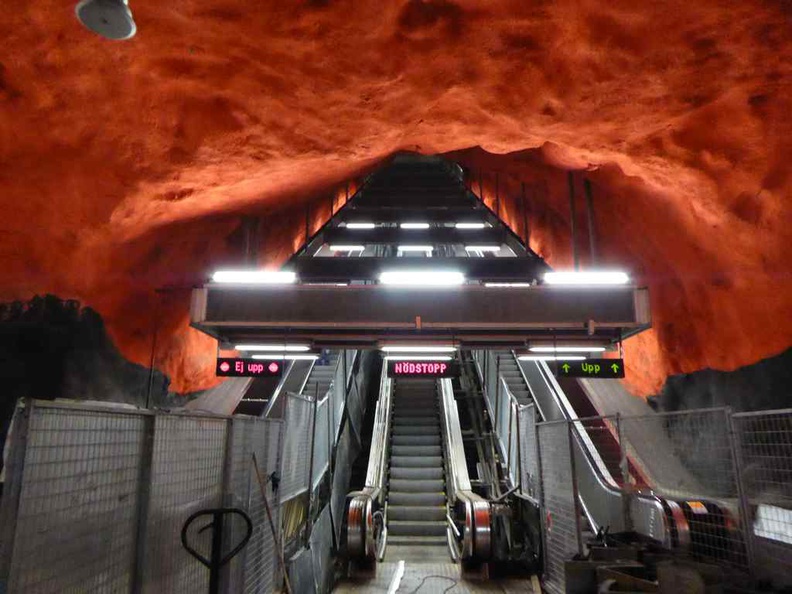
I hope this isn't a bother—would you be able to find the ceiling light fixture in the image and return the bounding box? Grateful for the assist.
[379,270,465,286]
[235,344,311,352]
[384,355,453,361]
[75,0,136,40]
[518,355,588,361]
[346,223,376,229]
[465,245,500,252]
[329,245,365,252]
[400,223,430,229]
[398,245,434,252]
[212,270,297,284]
[529,346,606,353]
[252,354,319,361]
[455,222,488,229]
[543,271,629,285]
[380,346,456,353]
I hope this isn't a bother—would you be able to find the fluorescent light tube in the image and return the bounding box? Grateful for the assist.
[455,222,487,229]
[252,354,319,361]
[484,282,533,287]
[346,222,376,229]
[379,270,465,286]
[543,271,629,285]
[381,346,456,353]
[329,245,365,251]
[384,356,453,361]
[518,355,587,361]
[236,344,311,352]
[212,270,296,284]
[530,346,606,353]
[465,245,500,252]
[400,222,430,229]
[398,245,433,252]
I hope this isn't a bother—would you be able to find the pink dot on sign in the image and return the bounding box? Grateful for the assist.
[219,362,230,372]
[268,362,279,373]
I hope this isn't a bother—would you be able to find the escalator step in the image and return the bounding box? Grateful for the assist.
[389,520,446,537]
[389,492,445,506]
[387,535,447,547]
[389,479,444,492]
[392,417,439,426]
[392,435,440,446]
[390,455,442,467]
[388,505,445,521]
[391,445,442,457]
[391,426,440,436]
[390,466,443,480]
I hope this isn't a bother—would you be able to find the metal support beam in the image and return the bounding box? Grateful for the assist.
[584,178,598,266]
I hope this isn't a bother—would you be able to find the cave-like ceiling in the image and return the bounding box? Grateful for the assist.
[1,0,790,396]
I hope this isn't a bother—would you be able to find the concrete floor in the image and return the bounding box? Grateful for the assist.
[334,562,536,593]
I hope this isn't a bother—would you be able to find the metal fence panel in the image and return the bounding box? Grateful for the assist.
[537,421,580,594]
[243,420,282,594]
[312,398,330,489]
[280,396,314,502]
[142,415,227,594]
[6,405,147,594]
[733,410,792,588]
[519,405,540,501]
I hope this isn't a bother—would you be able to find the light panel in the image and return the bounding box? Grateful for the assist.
[252,354,319,361]
[465,245,501,252]
[384,355,453,361]
[484,282,533,287]
[381,345,456,353]
[455,222,487,229]
[518,355,587,361]
[235,344,311,352]
[345,222,376,229]
[379,270,465,286]
[530,346,606,353]
[398,245,434,252]
[400,222,430,229]
[329,245,365,252]
[543,271,629,285]
[212,270,296,284]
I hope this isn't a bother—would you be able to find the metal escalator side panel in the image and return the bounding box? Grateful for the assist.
[346,359,392,563]
[438,377,492,561]
[263,359,315,419]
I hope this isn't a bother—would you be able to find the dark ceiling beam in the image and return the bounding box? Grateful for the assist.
[322,227,506,245]
[284,256,548,281]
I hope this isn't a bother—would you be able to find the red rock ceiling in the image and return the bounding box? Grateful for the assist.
[1,0,790,397]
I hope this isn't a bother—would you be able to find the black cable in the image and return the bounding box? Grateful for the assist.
[406,574,458,594]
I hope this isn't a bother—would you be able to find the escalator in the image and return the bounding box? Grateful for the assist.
[345,363,491,570]
[385,379,449,561]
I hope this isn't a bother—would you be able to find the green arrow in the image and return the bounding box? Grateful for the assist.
[561,363,571,373]
[611,363,620,373]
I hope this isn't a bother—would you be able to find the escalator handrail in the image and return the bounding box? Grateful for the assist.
[263,359,311,418]
[512,353,619,490]
[439,377,492,561]
[363,361,393,493]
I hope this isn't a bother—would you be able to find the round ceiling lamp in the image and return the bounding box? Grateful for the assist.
[75,0,136,40]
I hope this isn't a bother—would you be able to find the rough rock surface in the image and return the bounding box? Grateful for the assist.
[0,0,790,396]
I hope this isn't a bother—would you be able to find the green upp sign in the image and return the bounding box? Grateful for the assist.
[555,358,625,379]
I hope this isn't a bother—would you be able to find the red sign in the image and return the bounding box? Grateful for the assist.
[216,358,283,378]
[387,361,459,378]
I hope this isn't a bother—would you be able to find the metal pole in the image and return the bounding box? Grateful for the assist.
[727,410,757,574]
[567,422,584,556]
[479,170,484,203]
[304,203,310,249]
[584,178,598,266]
[521,182,529,251]
[305,388,319,546]
[616,414,634,531]
[567,171,579,270]
[495,172,500,218]
[131,414,155,593]
[146,298,159,409]
[495,355,501,434]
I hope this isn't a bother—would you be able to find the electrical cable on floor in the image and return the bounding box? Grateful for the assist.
[405,574,458,593]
